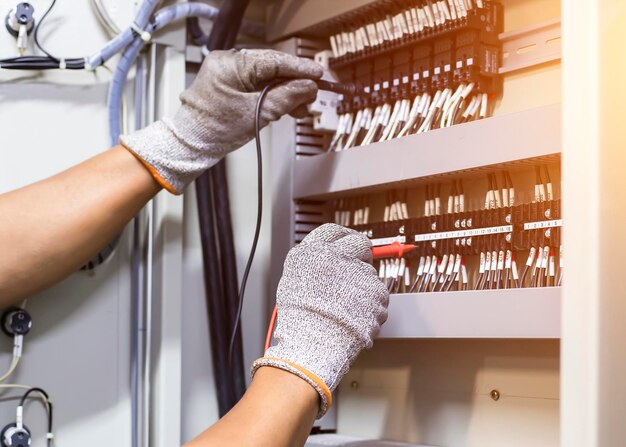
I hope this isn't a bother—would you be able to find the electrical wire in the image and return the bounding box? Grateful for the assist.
[33,0,58,61]
[0,385,54,447]
[228,80,281,369]
[19,387,53,447]
[0,358,20,384]
[264,305,278,352]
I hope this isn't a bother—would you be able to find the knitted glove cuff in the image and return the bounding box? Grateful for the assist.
[251,357,332,419]
[120,111,222,195]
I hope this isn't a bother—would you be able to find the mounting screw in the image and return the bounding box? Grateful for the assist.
[431,222,437,231]
[399,225,405,234]
[545,229,551,239]
[490,389,501,401]
[544,209,551,219]
[505,214,512,224]
[467,218,473,228]
[350,380,359,390]
[505,233,512,243]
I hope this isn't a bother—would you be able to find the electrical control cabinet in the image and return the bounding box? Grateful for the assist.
[266,0,626,446]
[0,1,625,447]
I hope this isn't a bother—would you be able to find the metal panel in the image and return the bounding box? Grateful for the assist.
[379,288,561,339]
[150,45,186,447]
[500,19,562,74]
[339,338,560,446]
[266,0,385,41]
[561,0,626,445]
[0,3,135,446]
[293,104,561,200]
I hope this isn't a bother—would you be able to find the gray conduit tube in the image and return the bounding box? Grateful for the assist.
[108,2,219,143]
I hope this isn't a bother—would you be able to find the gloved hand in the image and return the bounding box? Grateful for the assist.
[120,49,323,194]
[251,224,389,418]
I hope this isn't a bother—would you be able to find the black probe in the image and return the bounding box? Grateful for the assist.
[315,79,357,96]
[276,78,357,96]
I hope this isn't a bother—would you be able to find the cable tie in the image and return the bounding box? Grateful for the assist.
[46,433,54,440]
[84,57,93,71]
[58,58,66,70]
[130,22,151,42]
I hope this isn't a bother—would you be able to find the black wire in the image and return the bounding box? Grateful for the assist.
[33,0,58,61]
[19,387,53,447]
[0,56,84,69]
[227,80,283,370]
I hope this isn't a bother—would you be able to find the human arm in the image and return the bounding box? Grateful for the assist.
[0,49,322,305]
[185,367,318,447]
[185,224,389,447]
[0,146,160,305]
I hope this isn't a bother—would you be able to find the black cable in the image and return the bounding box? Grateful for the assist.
[227,80,281,370]
[33,0,58,61]
[212,161,247,402]
[0,56,84,70]
[19,387,53,447]
[193,0,250,414]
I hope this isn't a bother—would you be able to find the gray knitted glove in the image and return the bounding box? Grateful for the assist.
[251,224,389,418]
[120,49,322,194]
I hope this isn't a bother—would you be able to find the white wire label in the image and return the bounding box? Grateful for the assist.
[370,235,406,246]
[523,219,563,230]
[414,225,513,242]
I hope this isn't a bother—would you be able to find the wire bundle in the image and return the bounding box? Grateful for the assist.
[333,196,371,227]
[329,83,488,152]
[329,0,485,59]
[331,169,563,294]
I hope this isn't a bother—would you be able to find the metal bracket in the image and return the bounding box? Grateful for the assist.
[499,18,561,74]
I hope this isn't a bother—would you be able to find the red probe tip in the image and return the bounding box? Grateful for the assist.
[371,242,417,259]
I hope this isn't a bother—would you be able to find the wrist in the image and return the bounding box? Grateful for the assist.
[120,118,221,195]
[265,306,359,390]
[251,357,332,418]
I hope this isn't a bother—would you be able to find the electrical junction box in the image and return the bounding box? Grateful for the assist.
[306,434,437,447]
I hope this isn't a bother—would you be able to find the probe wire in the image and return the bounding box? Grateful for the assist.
[228,80,282,369]
[33,0,58,61]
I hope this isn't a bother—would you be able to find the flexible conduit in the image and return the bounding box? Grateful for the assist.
[107,2,220,143]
